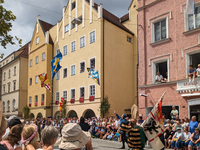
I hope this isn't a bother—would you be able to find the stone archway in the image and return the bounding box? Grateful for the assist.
[54,111,60,120]
[83,109,96,119]
[67,110,78,118]
[29,113,35,119]
[36,113,43,119]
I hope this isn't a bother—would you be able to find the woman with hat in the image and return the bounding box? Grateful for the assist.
[188,128,200,150]
[171,127,184,150]
[56,123,93,150]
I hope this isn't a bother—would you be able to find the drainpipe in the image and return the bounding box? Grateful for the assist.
[51,44,54,118]
[103,18,105,100]
[137,14,139,106]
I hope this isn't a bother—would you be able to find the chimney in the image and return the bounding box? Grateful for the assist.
[98,4,103,18]
[45,31,49,44]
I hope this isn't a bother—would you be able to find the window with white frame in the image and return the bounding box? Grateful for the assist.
[71,89,75,99]
[65,25,69,32]
[42,52,45,61]
[41,94,45,102]
[80,87,85,98]
[127,36,132,43]
[153,60,168,84]
[29,97,32,104]
[6,60,9,64]
[36,37,39,45]
[36,56,39,64]
[186,5,200,31]
[89,85,95,96]
[13,81,16,91]
[55,92,60,102]
[71,41,76,52]
[80,36,85,48]
[63,45,68,56]
[56,49,60,55]
[4,72,6,81]
[3,102,5,113]
[13,99,16,110]
[35,76,38,83]
[90,58,95,69]
[8,69,11,78]
[63,68,67,78]
[71,65,76,76]
[71,23,75,29]
[90,31,96,44]
[14,66,16,75]
[30,59,33,67]
[188,52,200,75]
[35,95,38,103]
[71,1,76,10]
[3,85,5,93]
[8,83,10,92]
[80,62,85,73]
[56,70,60,80]
[7,101,10,112]
[153,19,167,42]
[63,90,67,100]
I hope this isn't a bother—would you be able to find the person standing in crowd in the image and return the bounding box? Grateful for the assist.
[36,118,41,142]
[188,128,200,150]
[114,110,129,149]
[171,106,178,120]
[189,116,198,133]
[139,114,144,124]
[59,118,64,136]
[79,117,90,132]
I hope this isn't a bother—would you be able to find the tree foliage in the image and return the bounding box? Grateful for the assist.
[61,101,66,118]
[23,105,30,119]
[100,96,110,118]
[0,0,22,49]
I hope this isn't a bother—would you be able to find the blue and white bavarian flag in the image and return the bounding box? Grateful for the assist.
[51,52,62,79]
[87,68,100,85]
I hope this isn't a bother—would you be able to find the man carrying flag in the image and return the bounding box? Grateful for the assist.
[51,52,62,79]
[38,73,51,92]
[87,68,100,85]
[141,92,166,150]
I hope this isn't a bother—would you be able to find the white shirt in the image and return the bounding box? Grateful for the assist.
[183,132,191,141]
[156,75,163,81]
[197,68,200,74]
[2,128,10,139]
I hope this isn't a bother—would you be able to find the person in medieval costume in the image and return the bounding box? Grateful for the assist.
[120,119,147,150]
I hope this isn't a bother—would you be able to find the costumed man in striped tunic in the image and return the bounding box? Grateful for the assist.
[120,119,147,150]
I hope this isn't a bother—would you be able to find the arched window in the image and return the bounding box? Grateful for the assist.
[7,101,10,112]
[13,99,16,110]
[3,102,5,113]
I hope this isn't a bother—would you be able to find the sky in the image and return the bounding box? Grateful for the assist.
[1,0,132,58]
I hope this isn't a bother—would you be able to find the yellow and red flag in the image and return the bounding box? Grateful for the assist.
[38,74,51,92]
[60,97,64,113]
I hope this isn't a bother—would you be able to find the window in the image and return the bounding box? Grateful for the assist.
[187,6,200,31]
[41,94,45,102]
[90,58,95,69]
[127,36,132,43]
[89,85,95,96]
[13,81,16,91]
[14,66,16,75]
[6,60,9,64]
[63,45,68,56]
[153,19,167,42]
[11,56,14,60]
[3,102,5,113]
[56,70,60,80]
[56,49,60,55]
[42,52,45,61]
[3,72,6,81]
[71,65,76,76]
[35,95,38,103]
[8,83,10,93]
[30,59,33,67]
[71,41,76,52]
[71,23,75,29]
[36,56,39,64]
[7,101,10,112]
[80,62,85,73]
[71,89,75,99]
[8,69,11,78]
[65,25,69,32]
[55,92,60,102]
[29,97,32,104]
[71,1,76,10]
[36,37,39,45]
[13,99,16,110]
[35,76,38,83]
[30,78,32,85]
[80,36,85,48]
[63,68,67,78]
[3,85,5,93]
[3,62,5,66]
[63,90,67,100]
[90,31,96,44]
[188,52,200,77]
[80,87,85,98]
[78,16,83,23]
[153,60,168,84]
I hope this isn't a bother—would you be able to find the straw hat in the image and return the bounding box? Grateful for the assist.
[57,123,91,150]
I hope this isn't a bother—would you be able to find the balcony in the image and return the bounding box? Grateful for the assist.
[79,97,84,103]
[70,99,75,103]
[89,96,95,101]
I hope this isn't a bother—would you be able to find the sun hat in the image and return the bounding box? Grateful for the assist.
[176,127,181,131]
[57,123,91,150]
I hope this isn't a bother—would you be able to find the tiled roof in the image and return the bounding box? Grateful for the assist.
[120,13,129,23]
[39,20,53,44]
[19,41,31,58]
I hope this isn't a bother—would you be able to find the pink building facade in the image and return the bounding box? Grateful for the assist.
[138,0,200,121]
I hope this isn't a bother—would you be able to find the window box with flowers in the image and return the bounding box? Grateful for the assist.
[70,99,75,103]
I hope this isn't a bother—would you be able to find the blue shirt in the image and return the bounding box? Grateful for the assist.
[116,114,126,127]
[188,68,196,73]
[189,121,198,133]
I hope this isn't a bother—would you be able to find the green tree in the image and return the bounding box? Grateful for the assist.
[0,0,22,49]
[100,96,110,118]
[23,105,30,119]
[61,101,66,118]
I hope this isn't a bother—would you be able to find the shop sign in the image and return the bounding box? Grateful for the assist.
[177,80,200,93]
